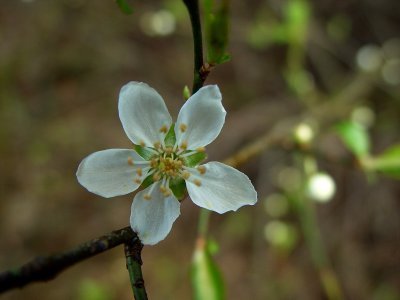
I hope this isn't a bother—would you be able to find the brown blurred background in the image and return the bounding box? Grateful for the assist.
[0,0,399,299]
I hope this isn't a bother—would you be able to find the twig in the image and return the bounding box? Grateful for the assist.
[182,0,209,93]
[0,227,137,294]
[125,240,148,300]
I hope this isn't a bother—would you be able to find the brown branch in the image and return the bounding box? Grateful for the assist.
[0,227,138,294]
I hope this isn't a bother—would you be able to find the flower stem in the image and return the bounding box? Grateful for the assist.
[124,240,148,300]
[182,0,206,93]
[197,209,211,237]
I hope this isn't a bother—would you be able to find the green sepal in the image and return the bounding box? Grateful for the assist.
[169,177,187,200]
[134,144,155,160]
[164,123,177,147]
[140,174,154,190]
[115,0,134,15]
[182,151,207,167]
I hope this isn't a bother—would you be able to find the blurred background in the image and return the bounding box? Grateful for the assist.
[0,0,399,299]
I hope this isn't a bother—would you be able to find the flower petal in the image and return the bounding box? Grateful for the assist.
[77,149,150,198]
[175,85,226,149]
[186,162,257,214]
[130,181,181,245]
[119,82,172,147]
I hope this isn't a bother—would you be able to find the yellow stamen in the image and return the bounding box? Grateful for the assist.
[194,179,202,187]
[180,141,188,151]
[153,173,161,181]
[127,157,134,166]
[140,140,145,147]
[134,178,142,184]
[181,171,191,180]
[196,147,206,152]
[153,141,161,149]
[150,158,158,168]
[197,166,206,175]
[144,194,152,200]
[179,123,187,132]
[136,168,143,177]
[159,125,168,134]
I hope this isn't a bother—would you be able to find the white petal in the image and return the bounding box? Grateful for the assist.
[119,82,172,147]
[130,182,180,245]
[76,149,149,198]
[175,85,226,149]
[186,162,257,214]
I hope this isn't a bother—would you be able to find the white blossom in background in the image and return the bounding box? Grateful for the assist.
[77,82,257,245]
[307,172,336,203]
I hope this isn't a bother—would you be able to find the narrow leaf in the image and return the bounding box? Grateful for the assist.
[116,0,134,15]
[335,121,370,158]
[363,144,400,179]
[191,238,225,300]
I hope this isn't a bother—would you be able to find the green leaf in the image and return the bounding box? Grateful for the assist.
[285,0,311,45]
[183,85,191,100]
[182,151,207,167]
[78,279,112,300]
[335,121,370,158]
[191,238,225,300]
[115,0,133,15]
[169,177,187,200]
[134,145,155,160]
[140,174,154,190]
[362,144,400,179]
[203,0,231,65]
[164,123,176,147]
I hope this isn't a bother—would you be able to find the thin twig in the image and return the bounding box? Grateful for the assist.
[125,240,148,300]
[0,227,137,294]
[182,0,209,93]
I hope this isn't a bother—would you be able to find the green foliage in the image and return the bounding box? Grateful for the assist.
[170,177,187,200]
[191,238,225,300]
[78,279,113,300]
[335,121,370,158]
[183,85,191,100]
[164,123,177,147]
[115,0,134,15]
[134,144,155,160]
[363,144,400,179]
[285,0,311,45]
[203,0,231,65]
[182,151,207,167]
[246,0,310,49]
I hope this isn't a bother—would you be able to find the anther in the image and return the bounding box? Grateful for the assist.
[140,140,145,147]
[196,147,206,152]
[150,159,158,168]
[181,171,191,180]
[165,146,173,154]
[144,194,152,200]
[136,168,143,177]
[159,125,168,134]
[179,123,187,132]
[197,166,206,175]
[134,178,142,184]
[153,141,161,149]
[180,141,188,151]
[153,173,161,181]
[193,179,202,187]
[127,157,134,166]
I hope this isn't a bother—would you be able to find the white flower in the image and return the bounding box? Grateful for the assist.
[77,82,257,245]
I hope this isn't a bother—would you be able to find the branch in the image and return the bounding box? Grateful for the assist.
[0,227,138,294]
[125,240,148,300]
[182,0,210,93]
